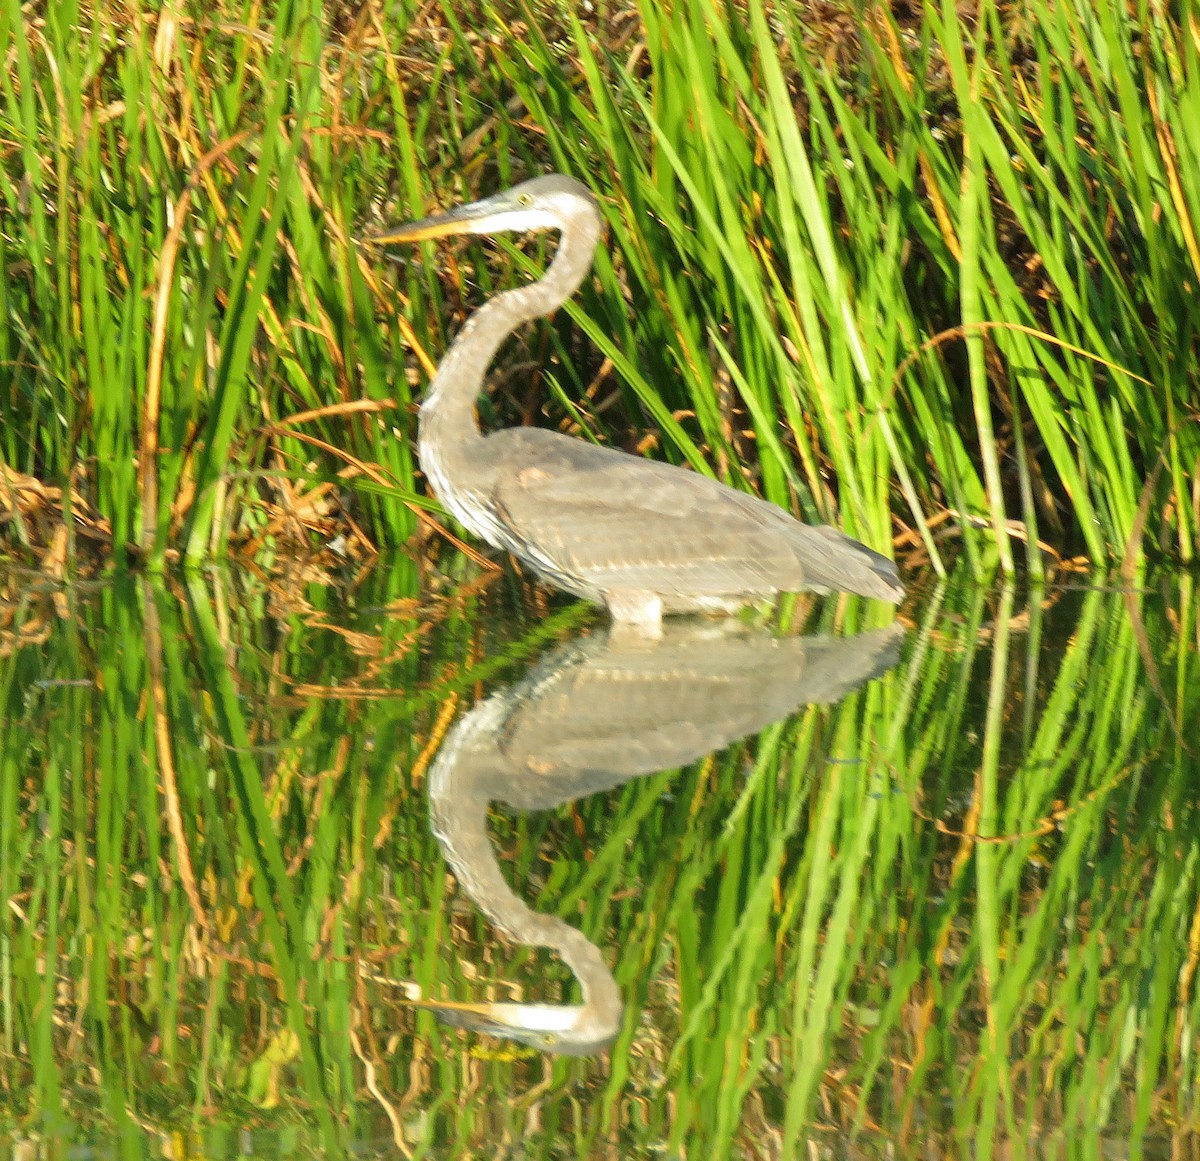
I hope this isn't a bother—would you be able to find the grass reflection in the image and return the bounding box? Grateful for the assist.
[0,564,1197,1158]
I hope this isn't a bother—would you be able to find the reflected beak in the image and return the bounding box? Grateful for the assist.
[404,996,513,1034]
[404,995,614,1056]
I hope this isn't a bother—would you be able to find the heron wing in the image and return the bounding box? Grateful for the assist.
[486,427,900,601]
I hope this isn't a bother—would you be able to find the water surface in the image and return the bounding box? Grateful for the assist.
[1,562,1196,1158]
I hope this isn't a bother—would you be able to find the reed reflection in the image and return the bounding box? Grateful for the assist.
[412,620,904,1056]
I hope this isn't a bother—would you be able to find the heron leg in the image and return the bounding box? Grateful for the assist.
[604,591,663,637]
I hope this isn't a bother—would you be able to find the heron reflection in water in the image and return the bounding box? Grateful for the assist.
[366,174,903,631]
[408,620,904,1056]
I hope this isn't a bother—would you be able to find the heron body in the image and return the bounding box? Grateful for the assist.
[369,174,903,627]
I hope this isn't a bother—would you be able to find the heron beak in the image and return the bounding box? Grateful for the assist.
[363,192,512,246]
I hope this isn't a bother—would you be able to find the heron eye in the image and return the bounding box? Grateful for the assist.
[518,193,533,207]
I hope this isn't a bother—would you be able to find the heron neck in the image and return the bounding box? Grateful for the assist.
[418,211,602,465]
[429,786,620,1024]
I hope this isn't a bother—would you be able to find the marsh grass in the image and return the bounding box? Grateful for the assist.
[2,0,1198,581]
[2,563,1198,1155]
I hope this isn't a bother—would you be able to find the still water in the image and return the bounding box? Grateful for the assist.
[1,561,1197,1159]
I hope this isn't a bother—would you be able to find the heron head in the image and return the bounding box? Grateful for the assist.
[408,996,618,1058]
[364,174,597,247]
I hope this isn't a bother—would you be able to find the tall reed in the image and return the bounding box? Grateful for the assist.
[3,0,1197,575]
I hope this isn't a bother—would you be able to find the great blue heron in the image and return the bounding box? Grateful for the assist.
[367,174,903,629]
[409,619,904,1056]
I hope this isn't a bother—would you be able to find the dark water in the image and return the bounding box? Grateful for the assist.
[1,561,1197,1159]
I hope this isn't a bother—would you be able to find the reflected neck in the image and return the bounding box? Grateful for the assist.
[429,788,620,1025]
